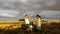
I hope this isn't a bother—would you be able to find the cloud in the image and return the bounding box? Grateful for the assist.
[39,10,60,19]
[19,0,28,3]
[0,0,59,20]
[0,9,19,17]
[23,11,34,16]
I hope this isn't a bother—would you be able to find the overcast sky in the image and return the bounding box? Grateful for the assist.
[0,0,60,21]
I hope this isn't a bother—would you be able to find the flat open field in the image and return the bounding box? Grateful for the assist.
[0,20,59,34]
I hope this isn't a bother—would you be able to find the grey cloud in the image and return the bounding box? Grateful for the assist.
[0,9,19,17]
[39,10,60,19]
[0,0,59,20]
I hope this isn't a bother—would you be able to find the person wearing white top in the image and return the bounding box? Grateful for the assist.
[36,15,42,30]
[24,14,33,32]
[25,18,30,24]
[25,14,32,24]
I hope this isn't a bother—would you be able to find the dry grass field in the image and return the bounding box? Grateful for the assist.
[0,20,59,34]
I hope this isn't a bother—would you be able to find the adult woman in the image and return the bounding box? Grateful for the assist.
[36,15,42,30]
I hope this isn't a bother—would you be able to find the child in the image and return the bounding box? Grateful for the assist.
[29,22,33,31]
[33,18,36,25]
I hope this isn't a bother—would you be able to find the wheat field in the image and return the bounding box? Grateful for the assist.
[0,20,59,34]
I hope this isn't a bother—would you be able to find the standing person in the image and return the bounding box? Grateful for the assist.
[36,15,42,31]
[25,15,30,25]
[24,14,32,32]
[33,18,36,25]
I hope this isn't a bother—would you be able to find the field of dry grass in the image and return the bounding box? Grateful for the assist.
[0,20,59,34]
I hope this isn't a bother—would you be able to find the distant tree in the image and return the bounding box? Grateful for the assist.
[19,19,25,21]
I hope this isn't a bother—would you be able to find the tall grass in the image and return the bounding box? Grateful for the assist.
[0,21,59,34]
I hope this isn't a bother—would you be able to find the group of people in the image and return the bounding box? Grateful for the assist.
[22,14,42,32]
